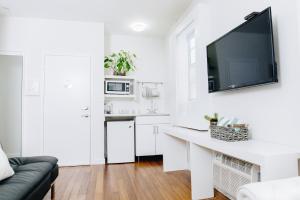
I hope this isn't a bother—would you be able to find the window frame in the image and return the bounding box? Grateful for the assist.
[186,29,199,101]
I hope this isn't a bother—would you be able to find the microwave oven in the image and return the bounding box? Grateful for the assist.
[105,80,131,95]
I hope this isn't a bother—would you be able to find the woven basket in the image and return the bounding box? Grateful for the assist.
[210,125,249,142]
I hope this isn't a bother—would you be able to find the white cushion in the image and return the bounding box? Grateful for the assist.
[0,147,14,181]
[237,177,300,200]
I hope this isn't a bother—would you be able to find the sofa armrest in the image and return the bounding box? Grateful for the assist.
[9,156,58,167]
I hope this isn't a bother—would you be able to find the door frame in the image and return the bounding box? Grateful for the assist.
[42,53,93,165]
[0,50,25,157]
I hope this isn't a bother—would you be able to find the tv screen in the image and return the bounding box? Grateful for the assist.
[207,7,277,93]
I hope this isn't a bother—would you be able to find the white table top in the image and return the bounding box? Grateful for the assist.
[104,113,170,117]
[163,126,300,166]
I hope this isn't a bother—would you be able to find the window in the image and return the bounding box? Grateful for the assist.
[187,31,199,100]
[175,24,199,118]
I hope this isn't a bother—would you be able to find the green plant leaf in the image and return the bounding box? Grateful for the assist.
[104,50,136,73]
[104,63,110,68]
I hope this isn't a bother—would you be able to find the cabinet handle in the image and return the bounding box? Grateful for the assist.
[153,126,159,134]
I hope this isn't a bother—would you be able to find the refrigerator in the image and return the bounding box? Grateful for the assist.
[106,120,135,164]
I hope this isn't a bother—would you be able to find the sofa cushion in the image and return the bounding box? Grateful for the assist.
[0,148,14,181]
[0,157,57,200]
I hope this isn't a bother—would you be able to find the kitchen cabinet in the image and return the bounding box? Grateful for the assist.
[136,124,156,156]
[155,124,170,155]
[136,116,170,156]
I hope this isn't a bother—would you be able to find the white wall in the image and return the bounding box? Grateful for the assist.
[0,17,105,164]
[167,4,212,130]
[169,0,300,148]
[105,34,168,114]
[0,55,22,157]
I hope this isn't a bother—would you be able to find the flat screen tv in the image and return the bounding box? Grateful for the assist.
[207,7,277,93]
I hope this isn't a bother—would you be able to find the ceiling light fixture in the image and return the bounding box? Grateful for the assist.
[130,22,148,32]
[0,6,10,16]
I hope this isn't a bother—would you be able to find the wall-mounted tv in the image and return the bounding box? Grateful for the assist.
[207,7,278,93]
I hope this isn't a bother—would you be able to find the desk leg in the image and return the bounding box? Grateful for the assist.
[261,155,299,181]
[163,133,188,172]
[190,143,214,200]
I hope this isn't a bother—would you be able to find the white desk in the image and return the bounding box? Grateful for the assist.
[162,126,300,200]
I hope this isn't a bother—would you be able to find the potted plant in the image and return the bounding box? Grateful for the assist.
[204,113,219,126]
[104,50,136,76]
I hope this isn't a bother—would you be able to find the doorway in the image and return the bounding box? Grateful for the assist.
[0,54,23,158]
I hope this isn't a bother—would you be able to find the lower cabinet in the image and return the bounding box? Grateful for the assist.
[136,124,156,156]
[155,124,169,155]
[135,116,170,156]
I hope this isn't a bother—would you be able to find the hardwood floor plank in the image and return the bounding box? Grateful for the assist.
[44,160,229,200]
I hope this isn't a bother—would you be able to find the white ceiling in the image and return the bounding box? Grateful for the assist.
[0,0,193,36]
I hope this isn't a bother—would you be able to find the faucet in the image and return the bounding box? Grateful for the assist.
[147,99,158,114]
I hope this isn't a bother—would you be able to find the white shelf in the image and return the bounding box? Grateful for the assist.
[137,81,164,85]
[105,113,170,117]
[104,75,135,80]
[105,114,136,117]
[104,94,135,99]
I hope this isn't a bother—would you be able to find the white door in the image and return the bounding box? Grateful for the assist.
[44,55,91,166]
[136,124,156,156]
[107,121,135,164]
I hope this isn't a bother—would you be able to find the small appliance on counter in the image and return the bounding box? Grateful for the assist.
[104,102,114,114]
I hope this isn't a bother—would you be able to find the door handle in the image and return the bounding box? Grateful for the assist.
[153,126,158,134]
[81,114,89,118]
[81,107,89,111]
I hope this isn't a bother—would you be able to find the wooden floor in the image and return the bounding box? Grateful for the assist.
[44,160,228,200]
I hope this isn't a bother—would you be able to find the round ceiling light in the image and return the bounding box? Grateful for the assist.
[130,22,148,32]
[0,6,10,16]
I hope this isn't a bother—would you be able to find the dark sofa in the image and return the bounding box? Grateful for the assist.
[0,156,58,200]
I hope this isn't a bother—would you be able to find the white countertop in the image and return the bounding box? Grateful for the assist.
[163,126,300,166]
[104,113,170,117]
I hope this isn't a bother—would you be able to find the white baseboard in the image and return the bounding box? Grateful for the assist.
[90,157,105,165]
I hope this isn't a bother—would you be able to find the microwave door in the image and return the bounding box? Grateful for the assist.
[109,82,123,92]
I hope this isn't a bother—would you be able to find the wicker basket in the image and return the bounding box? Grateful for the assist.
[210,125,249,142]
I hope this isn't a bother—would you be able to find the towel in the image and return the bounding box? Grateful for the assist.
[237,177,300,200]
[217,117,236,127]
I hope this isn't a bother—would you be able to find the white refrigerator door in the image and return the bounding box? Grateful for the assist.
[107,121,135,164]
